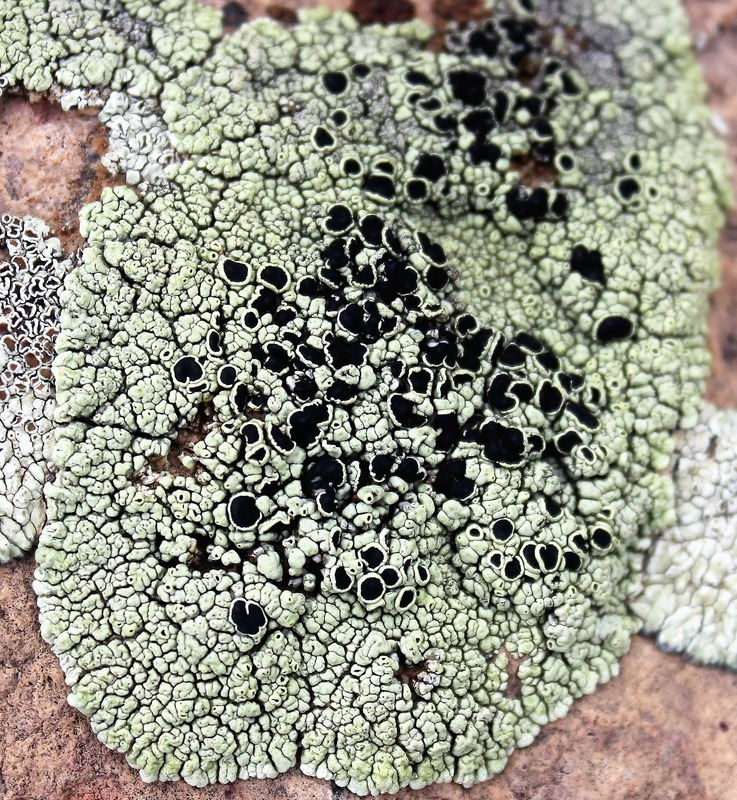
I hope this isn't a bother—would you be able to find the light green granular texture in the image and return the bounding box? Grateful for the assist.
[0,0,730,794]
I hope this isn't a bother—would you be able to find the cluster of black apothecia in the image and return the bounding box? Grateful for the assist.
[309,13,638,342]
[312,13,574,221]
[170,9,627,634]
[177,206,619,636]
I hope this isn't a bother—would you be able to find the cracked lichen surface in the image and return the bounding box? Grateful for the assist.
[0,0,732,795]
[632,403,737,670]
[0,214,63,562]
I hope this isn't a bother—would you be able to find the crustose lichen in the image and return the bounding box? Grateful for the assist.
[0,0,733,795]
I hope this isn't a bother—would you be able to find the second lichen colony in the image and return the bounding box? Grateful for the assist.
[0,0,731,794]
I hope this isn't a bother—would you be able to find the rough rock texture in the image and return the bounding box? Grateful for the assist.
[0,97,124,252]
[0,1,736,799]
[701,1,737,410]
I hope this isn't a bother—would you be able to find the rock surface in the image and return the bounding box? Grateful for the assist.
[0,1,736,799]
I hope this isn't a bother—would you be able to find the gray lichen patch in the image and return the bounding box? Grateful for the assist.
[0,0,731,795]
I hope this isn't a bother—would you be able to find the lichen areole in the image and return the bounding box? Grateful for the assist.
[0,0,732,795]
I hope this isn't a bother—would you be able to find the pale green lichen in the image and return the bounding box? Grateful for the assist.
[0,0,732,795]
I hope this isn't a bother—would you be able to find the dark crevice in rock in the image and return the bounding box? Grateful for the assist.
[431,0,489,25]
[395,651,433,702]
[221,0,250,30]
[265,4,298,24]
[509,155,559,188]
[499,645,527,699]
[349,0,415,25]
[147,399,216,480]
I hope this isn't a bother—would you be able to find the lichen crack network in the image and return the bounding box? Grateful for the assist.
[0,0,734,795]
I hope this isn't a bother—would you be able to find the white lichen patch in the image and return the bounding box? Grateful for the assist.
[99,92,178,185]
[633,404,737,669]
[0,215,64,563]
[0,0,731,795]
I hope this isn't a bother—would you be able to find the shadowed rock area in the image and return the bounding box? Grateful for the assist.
[0,1,736,798]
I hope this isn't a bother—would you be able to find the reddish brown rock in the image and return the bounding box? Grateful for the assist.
[349,0,415,25]
[0,96,123,253]
[1,2,737,799]
[212,0,350,23]
[689,0,737,407]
